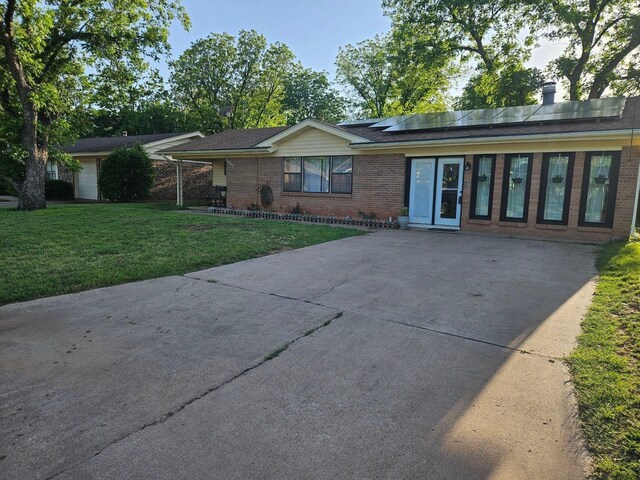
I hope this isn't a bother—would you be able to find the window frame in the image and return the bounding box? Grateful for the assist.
[330,156,353,195]
[469,154,496,220]
[500,153,534,223]
[536,152,575,226]
[578,151,621,228]
[283,156,353,195]
[283,157,303,193]
[45,160,58,180]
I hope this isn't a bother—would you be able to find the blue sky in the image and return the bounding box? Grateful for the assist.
[161,0,565,99]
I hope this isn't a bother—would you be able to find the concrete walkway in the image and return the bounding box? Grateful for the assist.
[0,230,596,479]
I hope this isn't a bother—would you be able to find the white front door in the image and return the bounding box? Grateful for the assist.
[77,160,99,200]
[434,157,464,227]
[409,158,436,224]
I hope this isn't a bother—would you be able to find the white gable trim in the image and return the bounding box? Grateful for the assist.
[142,131,204,149]
[254,119,371,147]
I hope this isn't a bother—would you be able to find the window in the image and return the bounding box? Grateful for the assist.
[45,161,58,180]
[331,156,352,194]
[500,153,533,222]
[303,156,330,193]
[283,157,302,192]
[578,152,620,228]
[537,153,574,225]
[283,156,353,194]
[470,155,495,219]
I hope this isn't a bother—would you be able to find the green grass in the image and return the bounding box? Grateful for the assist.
[0,203,363,306]
[569,240,640,479]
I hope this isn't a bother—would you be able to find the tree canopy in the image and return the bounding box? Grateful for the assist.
[0,0,189,209]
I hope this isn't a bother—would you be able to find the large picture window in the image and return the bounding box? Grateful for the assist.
[470,154,495,219]
[500,153,533,222]
[537,153,574,225]
[578,152,620,228]
[284,156,353,194]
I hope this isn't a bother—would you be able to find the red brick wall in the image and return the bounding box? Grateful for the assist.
[149,161,213,201]
[226,155,406,219]
[461,146,640,241]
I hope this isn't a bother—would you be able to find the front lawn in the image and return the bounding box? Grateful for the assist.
[569,240,640,479]
[0,204,363,305]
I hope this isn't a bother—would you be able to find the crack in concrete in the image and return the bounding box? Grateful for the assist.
[44,311,343,480]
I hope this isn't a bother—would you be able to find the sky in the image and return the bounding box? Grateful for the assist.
[160,0,568,101]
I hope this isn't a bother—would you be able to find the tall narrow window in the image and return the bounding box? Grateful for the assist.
[537,153,574,225]
[331,156,353,194]
[283,157,302,192]
[45,161,58,180]
[579,152,620,227]
[470,155,495,219]
[303,156,330,193]
[501,153,533,222]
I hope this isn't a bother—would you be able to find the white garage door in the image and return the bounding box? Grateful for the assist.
[77,161,99,200]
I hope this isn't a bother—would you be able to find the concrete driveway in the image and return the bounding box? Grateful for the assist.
[0,230,596,479]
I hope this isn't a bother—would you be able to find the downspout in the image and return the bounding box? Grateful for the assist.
[629,98,639,238]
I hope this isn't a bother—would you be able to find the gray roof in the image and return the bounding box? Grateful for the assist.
[160,97,640,154]
[63,133,193,154]
[161,127,289,153]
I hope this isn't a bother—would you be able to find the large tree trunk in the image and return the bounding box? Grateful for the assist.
[17,108,48,210]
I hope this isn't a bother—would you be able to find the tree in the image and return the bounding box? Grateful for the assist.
[170,30,296,133]
[530,0,640,100]
[283,65,346,124]
[457,62,544,109]
[383,0,542,108]
[0,0,188,210]
[98,145,154,202]
[336,34,450,118]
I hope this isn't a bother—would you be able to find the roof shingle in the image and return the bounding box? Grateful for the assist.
[63,133,194,154]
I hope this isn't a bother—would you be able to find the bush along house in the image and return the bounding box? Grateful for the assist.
[161,85,640,242]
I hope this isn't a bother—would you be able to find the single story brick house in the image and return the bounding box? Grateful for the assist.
[58,132,211,200]
[161,93,640,242]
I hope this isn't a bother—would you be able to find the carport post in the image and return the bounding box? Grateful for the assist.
[176,160,184,207]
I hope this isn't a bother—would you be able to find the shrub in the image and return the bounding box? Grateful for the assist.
[0,176,18,196]
[44,179,74,200]
[98,144,154,202]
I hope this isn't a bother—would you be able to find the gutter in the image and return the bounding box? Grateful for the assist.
[349,129,637,150]
[160,146,273,157]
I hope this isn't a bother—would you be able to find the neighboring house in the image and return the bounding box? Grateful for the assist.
[162,88,640,242]
[60,132,206,200]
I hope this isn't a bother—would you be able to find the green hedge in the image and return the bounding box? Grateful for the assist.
[45,179,74,200]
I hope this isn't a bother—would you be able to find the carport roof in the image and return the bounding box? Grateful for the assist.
[63,132,196,154]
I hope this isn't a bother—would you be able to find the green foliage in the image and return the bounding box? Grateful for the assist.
[0,175,17,195]
[336,33,451,118]
[44,179,73,200]
[170,30,295,133]
[0,0,189,208]
[283,65,346,124]
[0,203,363,305]
[569,240,640,478]
[98,145,154,202]
[457,62,543,109]
[530,0,640,100]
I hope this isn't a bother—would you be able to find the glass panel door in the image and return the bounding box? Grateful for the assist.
[409,158,436,224]
[435,158,464,226]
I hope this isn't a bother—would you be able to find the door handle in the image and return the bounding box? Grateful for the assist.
[458,194,463,205]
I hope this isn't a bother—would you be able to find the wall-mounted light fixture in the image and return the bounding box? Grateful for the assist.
[465,161,472,171]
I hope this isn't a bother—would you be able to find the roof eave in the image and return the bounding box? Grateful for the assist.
[349,129,637,150]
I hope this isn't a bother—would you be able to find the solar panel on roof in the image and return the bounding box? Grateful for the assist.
[451,107,505,127]
[419,110,475,129]
[337,118,384,126]
[382,112,445,132]
[345,97,626,133]
[369,115,414,128]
